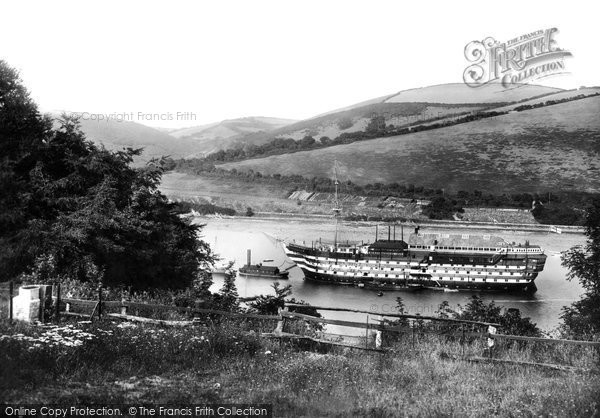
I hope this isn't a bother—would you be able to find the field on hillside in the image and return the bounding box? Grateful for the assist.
[160,172,333,215]
[160,172,426,218]
[493,87,600,112]
[171,117,295,139]
[167,117,298,156]
[222,96,600,194]
[282,104,487,141]
[225,84,563,149]
[385,83,562,104]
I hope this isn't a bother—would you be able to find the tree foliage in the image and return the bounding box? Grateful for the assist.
[217,262,240,312]
[248,282,292,315]
[560,198,600,338]
[422,196,464,220]
[439,296,540,336]
[0,60,213,289]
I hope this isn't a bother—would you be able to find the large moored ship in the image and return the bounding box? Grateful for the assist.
[284,227,546,292]
[283,162,546,293]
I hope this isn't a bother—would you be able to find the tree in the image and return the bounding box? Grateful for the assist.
[218,262,239,312]
[455,296,540,336]
[560,198,600,337]
[422,197,464,220]
[435,296,540,337]
[249,282,292,315]
[381,297,410,346]
[194,269,214,298]
[319,136,332,146]
[0,61,53,280]
[366,115,386,133]
[298,135,316,149]
[0,60,214,289]
[248,282,322,334]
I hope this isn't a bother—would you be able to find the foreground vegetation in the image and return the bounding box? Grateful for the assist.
[1,318,599,416]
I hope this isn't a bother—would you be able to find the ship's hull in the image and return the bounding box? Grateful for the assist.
[300,268,537,292]
[239,271,289,280]
[284,242,545,293]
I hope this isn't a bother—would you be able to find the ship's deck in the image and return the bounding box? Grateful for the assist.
[288,231,542,254]
[407,232,507,247]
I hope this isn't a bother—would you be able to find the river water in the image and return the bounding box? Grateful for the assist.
[200,216,586,333]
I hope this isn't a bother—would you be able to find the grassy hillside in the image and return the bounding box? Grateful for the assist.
[384,82,562,104]
[67,84,572,166]
[221,96,600,194]
[53,116,206,163]
[494,87,600,112]
[168,116,297,156]
[171,116,296,139]
[52,115,296,163]
[266,102,487,141]
[222,83,564,147]
[202,83,565,152]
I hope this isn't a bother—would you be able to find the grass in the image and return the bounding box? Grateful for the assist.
[383,82,561,104]
[1,318,599,416]
[222,96,600,194]
[229,83,564,146]
[71,117,205,163]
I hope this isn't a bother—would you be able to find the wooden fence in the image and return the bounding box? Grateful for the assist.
[2,282,599,371]
[271,302,600,371]
[267,302,498,353]
[59,297,280,324]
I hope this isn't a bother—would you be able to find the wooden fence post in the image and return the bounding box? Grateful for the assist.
[120,299,128,316]
[461,324,465,357]
[55,283,61,323]
[487,325,496,359]
[9,280,13,322]
[274,306,287,336]
[375,315,383,349]
[98,285,102,320]
[365,315,369,349]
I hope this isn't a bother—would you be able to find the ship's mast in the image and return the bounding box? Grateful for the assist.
[333,160,341,248]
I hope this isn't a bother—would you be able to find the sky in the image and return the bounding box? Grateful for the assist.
[1,0,598,128]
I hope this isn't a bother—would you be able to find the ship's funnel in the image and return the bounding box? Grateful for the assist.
[247,249,251,266]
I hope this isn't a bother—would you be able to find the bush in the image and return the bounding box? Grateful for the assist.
[444,296,540,336]
[173,201,236,216]
[422,197,464,220]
